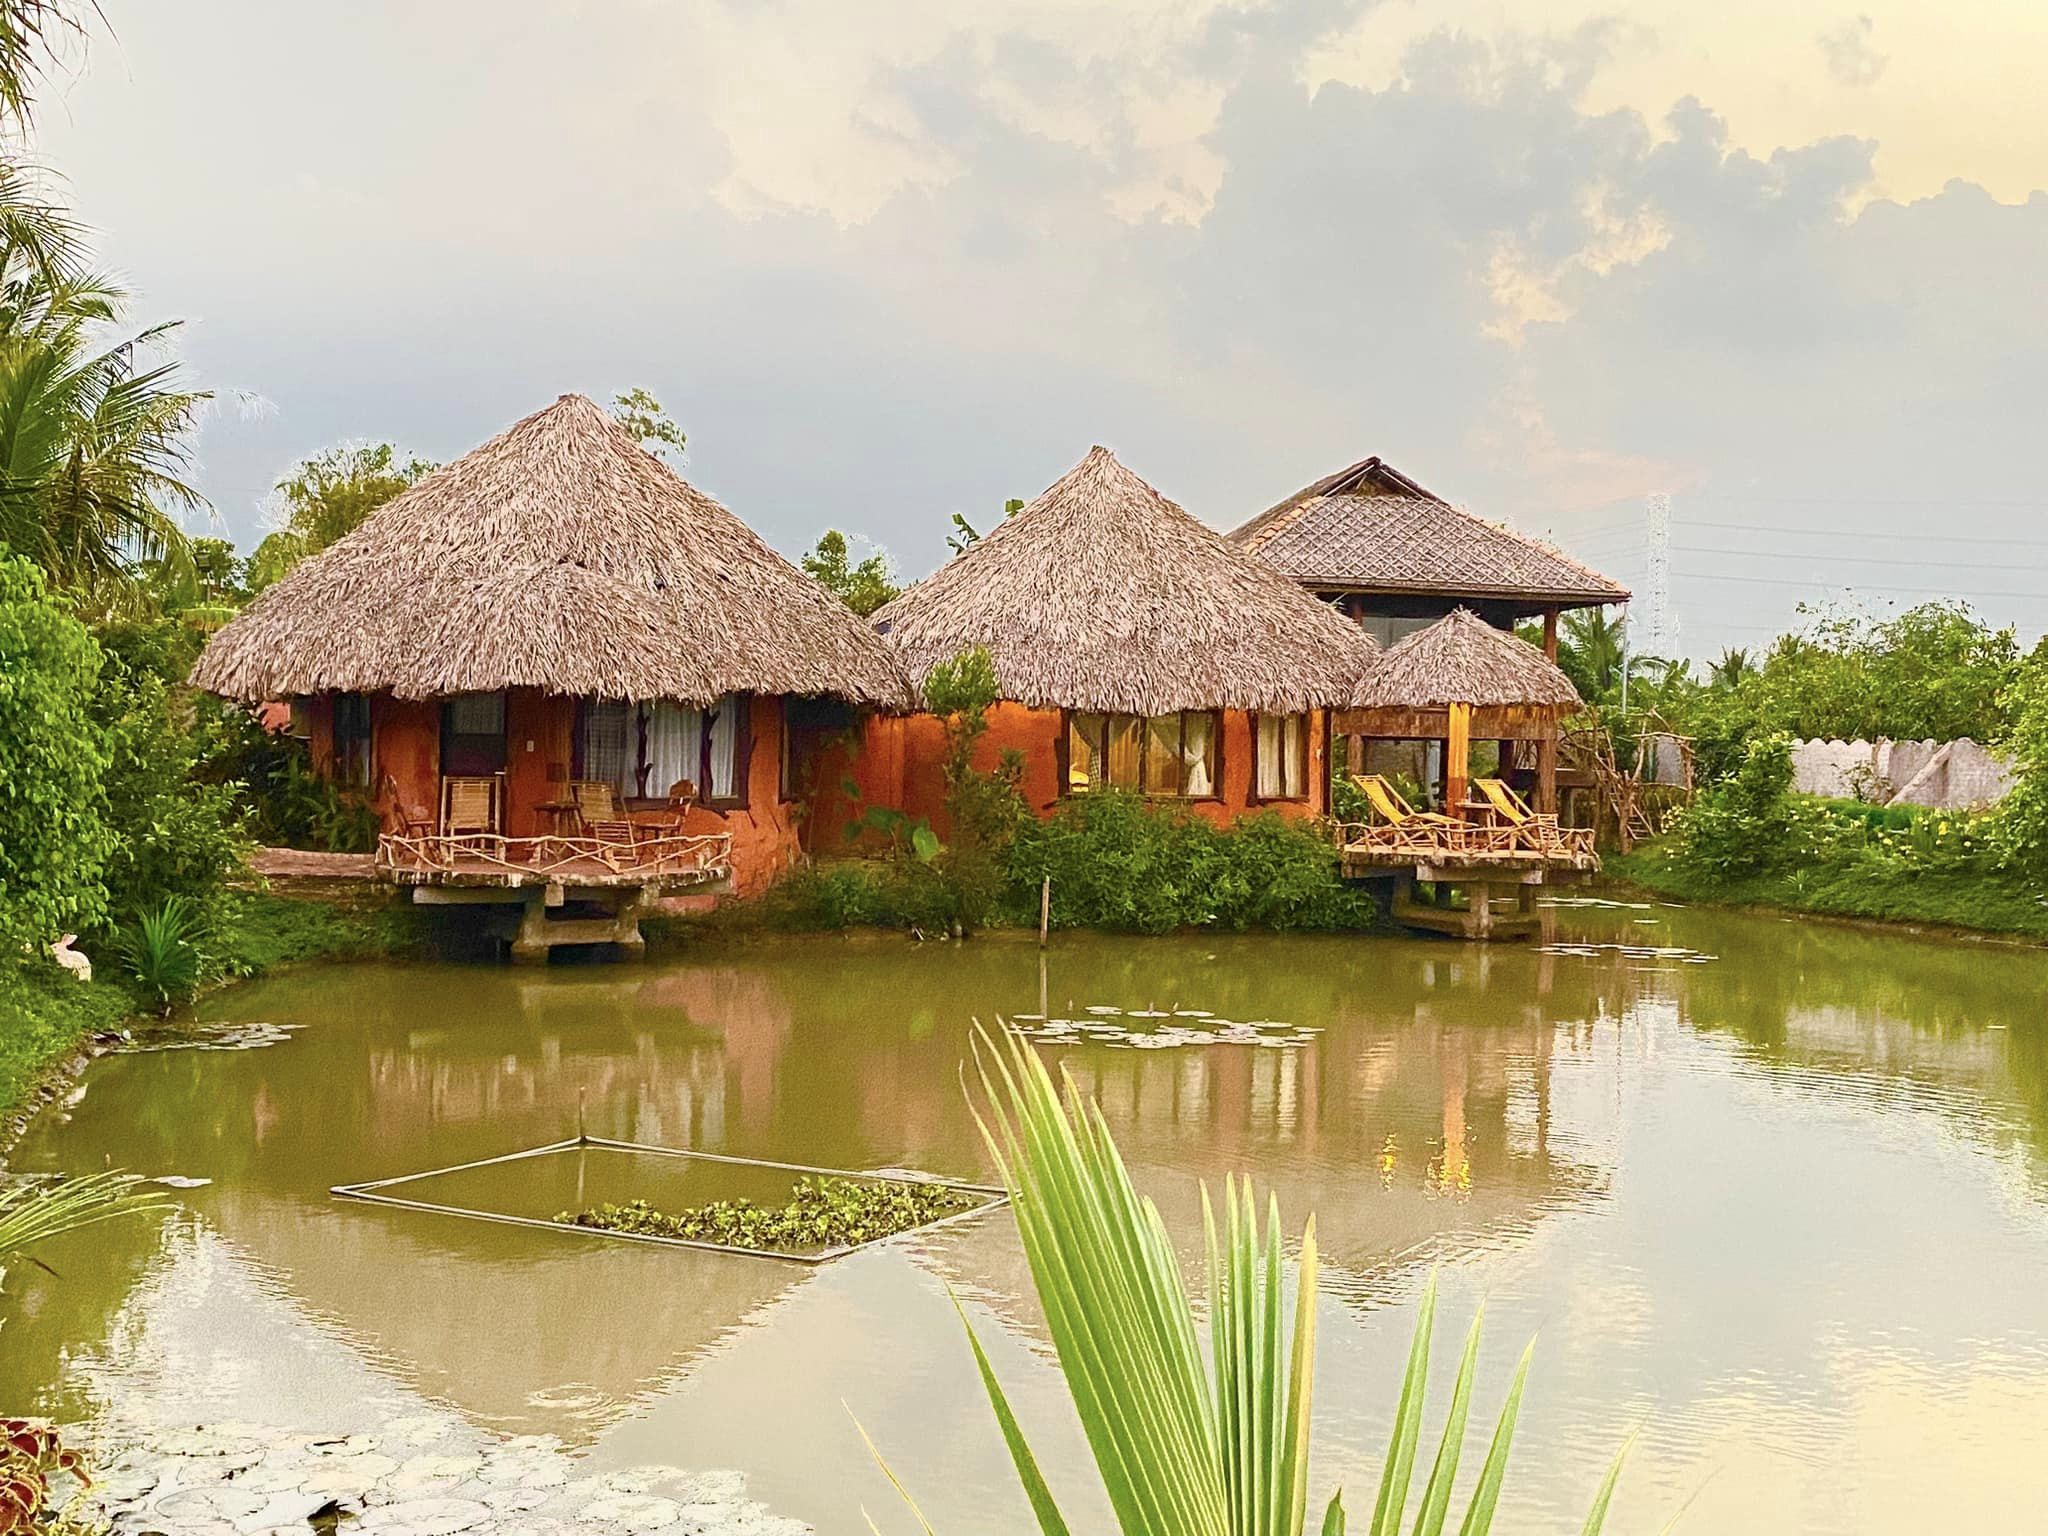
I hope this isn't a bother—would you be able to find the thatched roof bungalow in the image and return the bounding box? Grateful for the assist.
[858,445,1378,826]
[1336,607,1585,814]
[1232,456,1629,650]
[193,394,910,895]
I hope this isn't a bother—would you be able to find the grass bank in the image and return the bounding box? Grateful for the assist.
[1606,844,2048,943]
[1,890,431,1126]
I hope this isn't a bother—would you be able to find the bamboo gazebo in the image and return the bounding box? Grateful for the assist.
[865,445,1378,825]
[1335,607,1596,936]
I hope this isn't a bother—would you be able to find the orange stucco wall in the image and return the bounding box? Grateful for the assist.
[297,690,807,897]
[833,704,1329,845]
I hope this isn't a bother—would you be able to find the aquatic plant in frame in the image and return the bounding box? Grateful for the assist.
[331,1136,1006,1263]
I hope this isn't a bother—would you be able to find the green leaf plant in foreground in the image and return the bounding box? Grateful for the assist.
[860,1022,1629,1536]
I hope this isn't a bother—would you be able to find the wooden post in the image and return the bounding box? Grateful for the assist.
[1536,726,1559,815]
[1445,702,1471,817]
[1039,876,1051,948]
[1541,608,1559,660]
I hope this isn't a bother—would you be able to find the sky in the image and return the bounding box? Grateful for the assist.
[32,0,2048,660]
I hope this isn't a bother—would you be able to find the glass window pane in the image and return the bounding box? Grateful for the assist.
[1107,716,1142,788]
[1069,712,1106,791]
[1144,715,1181,796]
[1183,712,1216,797]
[582,701,630,793]
[445,691,504,735]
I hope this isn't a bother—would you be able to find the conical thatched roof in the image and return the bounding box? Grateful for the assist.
[872,446,1377,713]
[192,394,910,707]
[1347,607,1581,711]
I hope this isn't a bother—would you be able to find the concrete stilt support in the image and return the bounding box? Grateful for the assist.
[510,887,552,966]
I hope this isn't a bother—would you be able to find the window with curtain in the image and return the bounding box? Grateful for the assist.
[333,692,372,789]
[1065,711,1219,798]
[580,695,746,805]
[1255,713,1309,800]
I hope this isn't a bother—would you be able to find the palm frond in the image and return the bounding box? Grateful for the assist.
[859,1022,1632,1536]
[0,1170,165,1273]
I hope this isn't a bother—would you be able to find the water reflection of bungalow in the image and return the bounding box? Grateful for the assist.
[191,395,910,955]
[858,446,1378,829]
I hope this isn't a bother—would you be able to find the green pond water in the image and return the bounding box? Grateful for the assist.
[7,901,2048,1533]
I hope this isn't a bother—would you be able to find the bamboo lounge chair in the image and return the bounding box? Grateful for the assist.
[1472,777,1582,858]
[1348,774,1470,855]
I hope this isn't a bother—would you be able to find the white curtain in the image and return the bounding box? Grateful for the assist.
[645,703,702,798]
[1257,715,1284,795]
[1183,712,1215,797]
[707,695,740,798]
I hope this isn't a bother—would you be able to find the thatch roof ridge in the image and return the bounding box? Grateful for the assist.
[191,394,911,707]
[873,445,1377,714]
[1230,456,1629,607]
[1348,607,1582,710]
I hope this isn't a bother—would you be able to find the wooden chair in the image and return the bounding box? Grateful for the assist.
[568,778,644,870]
[440,774,505,861]
[1349,774,1469,855]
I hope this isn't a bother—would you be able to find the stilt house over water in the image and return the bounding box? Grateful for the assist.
[191,393,910,900]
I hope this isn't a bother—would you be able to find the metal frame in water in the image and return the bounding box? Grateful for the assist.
[330,1135,1010,1265]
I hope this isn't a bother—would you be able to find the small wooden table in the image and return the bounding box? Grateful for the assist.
[533,800,582,836]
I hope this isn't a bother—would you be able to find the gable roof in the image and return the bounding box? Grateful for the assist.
[872,445,1378,714]
[191,394,911,706]
[1348,606,1583,711]
[1232,456,1630,609]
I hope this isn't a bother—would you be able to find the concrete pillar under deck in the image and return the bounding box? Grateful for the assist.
[507,884,654,964]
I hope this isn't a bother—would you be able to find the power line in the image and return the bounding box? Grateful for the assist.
[1677,569,2047,600]
[1678,519,2048,549]
[1674,544,2048,575]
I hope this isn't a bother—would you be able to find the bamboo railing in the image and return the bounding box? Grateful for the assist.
[374,829,734,882]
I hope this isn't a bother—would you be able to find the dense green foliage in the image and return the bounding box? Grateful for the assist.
[1990,654,2048,878]
[801,529,900,615]
[923,647,1028,932]
[0,550,113,950]
[557,1175,978,1254]
[1009,793,1381,934]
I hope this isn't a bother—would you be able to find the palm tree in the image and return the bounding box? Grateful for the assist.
[0,0,94,131]
[1708,647,1752,690]
[0,310,207,592]
[1559,607,1627,700]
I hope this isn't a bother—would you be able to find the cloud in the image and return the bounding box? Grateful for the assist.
[34,1,2048,656]
[1818,15,1890,88]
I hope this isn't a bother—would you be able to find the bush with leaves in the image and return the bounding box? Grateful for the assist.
[86,625,251,917]
[0,550,113,952]
[1991,648,2048,877]
[1669,733,1842,880]
[118,895,205,1013]
[923,647,1029,932]
[1006,792,1380,934]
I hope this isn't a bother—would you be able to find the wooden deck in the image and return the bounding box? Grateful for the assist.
[1336,820,1598,940]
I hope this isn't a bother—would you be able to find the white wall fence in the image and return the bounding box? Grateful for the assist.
[1789,738,2015,811]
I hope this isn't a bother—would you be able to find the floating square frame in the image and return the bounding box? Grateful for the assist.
[331,1135,1009,1265]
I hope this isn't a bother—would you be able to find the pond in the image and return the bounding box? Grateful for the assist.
[7,901,2048,1534]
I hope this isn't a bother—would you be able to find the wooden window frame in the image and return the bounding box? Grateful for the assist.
[1250,712,1311,804]
[1061,710,1222,802]
[333,691,374,790]
[701,693,752,812]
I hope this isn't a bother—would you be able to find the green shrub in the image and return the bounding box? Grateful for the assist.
[191,699,377,852]
[0,550,114,951]
[119,895,205,1012]
[1669,734,1835,879]
[1005,792,1380,933]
